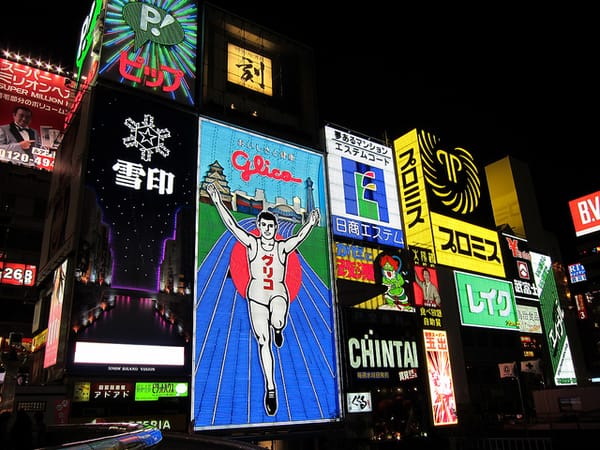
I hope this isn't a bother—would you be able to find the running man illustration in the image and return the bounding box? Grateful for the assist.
[206,182,321,415]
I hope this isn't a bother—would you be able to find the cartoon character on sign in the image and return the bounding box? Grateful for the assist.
[207,182,320,416]
[379,255,410,310]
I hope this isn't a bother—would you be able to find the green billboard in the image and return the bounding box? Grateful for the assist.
[454,271,519,331]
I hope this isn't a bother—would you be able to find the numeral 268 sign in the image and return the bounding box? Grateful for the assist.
[0,262,36,286]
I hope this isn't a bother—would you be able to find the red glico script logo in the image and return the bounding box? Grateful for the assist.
[232,150,301,183]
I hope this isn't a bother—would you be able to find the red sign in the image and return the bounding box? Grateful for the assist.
[569,190,600,237]
[0,262,36,286]
[0,57,71,171]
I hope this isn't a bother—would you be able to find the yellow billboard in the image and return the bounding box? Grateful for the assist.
[227,43,273,96]
[432,212,505,278]
[394,128,504,278]
[394,129,434,257]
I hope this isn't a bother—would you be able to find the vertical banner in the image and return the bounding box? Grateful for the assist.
[530,251,577,386]
[44,259,68,368]
[423,329,458,426]
[194,118,340,429]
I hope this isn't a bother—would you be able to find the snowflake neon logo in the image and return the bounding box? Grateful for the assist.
[122,114,171,162]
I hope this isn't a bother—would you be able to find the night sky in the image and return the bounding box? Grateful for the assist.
[2,2,597,263]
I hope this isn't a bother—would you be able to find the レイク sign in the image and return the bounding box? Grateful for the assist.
[454,270,519,331]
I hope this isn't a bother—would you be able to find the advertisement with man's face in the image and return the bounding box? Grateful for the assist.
[194,118,341,430]
[0,57,71,171]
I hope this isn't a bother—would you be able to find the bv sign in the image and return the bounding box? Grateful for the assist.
[569,190,600,237]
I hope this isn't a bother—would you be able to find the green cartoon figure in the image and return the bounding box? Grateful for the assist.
[380,254,412,311]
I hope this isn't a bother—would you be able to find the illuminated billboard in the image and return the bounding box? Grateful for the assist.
[423,329,458,426]
[454,270,519,331]
[334,242,415,312]
[569,190,600,237]
[227,43,273,96]
[413,265,442,308]
[432,213,504,278]
[517,304,543,334]
[0,261,36,287]
[194,118,341,429]
[325,125,404,248]
[343,308,420,389]
[135,382,188,401]
[44,259,68,369]
[567,262,587,284]
[0,57,71,171]
[66,0,104,128]
[499,232,539,301]
[394,129,503,277]
[67,86,197,376]
[99,0,197,105]
[343,308,427,438]
[530,251,577,386]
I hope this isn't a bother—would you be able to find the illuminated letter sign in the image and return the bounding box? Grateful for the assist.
[432,213,505,278]
[394,129,435,256]
[569,190,600,237]
[454,270,519,331]
[423,329,458,426]
[135,382,188,401]
[327,125,404,248]
[227,43,273,96]
[530,252,577,386]
[0,262,36,287]
[500,233,539,301]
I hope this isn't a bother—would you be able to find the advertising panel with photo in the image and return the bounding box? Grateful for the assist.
[67,87,197,376]
[0,57,71,171]
[194,118,341,429]
[99,0,197,105]
[454,270,519,331]
[325,124,404,248]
